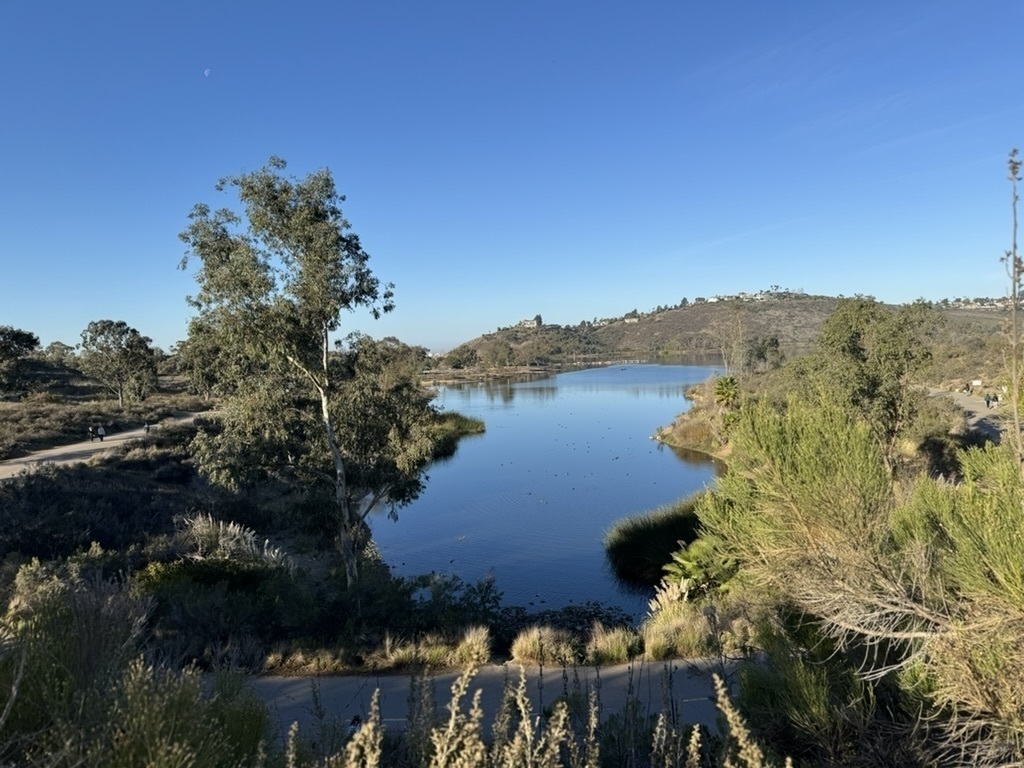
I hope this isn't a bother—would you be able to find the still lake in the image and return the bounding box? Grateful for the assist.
[369,363,722,619]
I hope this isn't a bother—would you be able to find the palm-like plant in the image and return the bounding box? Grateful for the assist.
[713,375,740,409]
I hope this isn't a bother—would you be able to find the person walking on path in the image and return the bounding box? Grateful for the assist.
[88,425,95,442]
[985,393,992,409]
[97,424,106,442]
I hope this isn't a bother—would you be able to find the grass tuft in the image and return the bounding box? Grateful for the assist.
[509,625,578,665]
[585,621,642,665]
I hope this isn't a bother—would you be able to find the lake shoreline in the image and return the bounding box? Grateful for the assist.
[372,363,722,618]
[421,359,665,386]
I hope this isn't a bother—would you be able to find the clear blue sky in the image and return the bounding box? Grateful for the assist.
[2,2,1021,353]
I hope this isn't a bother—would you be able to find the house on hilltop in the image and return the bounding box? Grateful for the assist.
[513,315,543,330]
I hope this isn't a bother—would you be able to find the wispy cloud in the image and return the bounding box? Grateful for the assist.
[674,217,810,258]
[853,109,1020,159]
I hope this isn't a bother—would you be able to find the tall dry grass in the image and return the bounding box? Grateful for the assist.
[509,626,578,666]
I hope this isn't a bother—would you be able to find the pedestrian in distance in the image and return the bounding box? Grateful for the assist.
[88,425,95,442]
[985,393,992,409]
[144,421,150,434]
[97,424,106,442]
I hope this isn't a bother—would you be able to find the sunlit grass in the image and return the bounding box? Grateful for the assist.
[509,625,578,665]
[585,621,642,665]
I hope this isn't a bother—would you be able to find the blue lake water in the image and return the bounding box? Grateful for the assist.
[368,363,722,618]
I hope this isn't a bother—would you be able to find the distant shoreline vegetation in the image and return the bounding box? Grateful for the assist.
[423,355,724,386]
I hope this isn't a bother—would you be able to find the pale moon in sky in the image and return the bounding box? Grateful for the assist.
[203,68,210,78]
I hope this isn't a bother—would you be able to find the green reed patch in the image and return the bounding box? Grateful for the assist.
[603,493,704,590]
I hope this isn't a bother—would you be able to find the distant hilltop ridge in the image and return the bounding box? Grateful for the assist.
[440,292,1005,368]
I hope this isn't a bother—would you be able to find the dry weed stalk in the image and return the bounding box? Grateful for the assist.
[340,689,384,767]
[715,675,792,768]
[428,668,488,767]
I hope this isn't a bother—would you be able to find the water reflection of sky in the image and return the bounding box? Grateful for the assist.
[370,364,722,620]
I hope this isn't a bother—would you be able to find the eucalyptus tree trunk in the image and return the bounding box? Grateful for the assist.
[313,323,361,588]
[324,388,359,587]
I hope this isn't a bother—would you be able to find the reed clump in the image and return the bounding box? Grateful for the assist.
[603,494,704,589]
[585,621,642,665]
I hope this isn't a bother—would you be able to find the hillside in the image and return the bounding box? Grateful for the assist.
[590,293,838,358]
[451,294,839,365]
[446,294,1007,378]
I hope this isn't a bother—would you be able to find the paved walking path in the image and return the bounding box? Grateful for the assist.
[250,658,728,739]
[930,388,1003,443]
[0,413,201,481]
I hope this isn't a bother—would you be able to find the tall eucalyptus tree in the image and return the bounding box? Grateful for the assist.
[179,157,436,587]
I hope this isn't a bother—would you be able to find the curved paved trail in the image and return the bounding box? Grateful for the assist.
[0,414,201,481]
[930,389,1003,443]
[251,658,728,739]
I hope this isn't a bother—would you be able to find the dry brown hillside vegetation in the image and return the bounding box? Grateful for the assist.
[444,294,1005,383]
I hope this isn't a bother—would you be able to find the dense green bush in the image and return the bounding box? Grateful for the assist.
[736,619,878,766]
[679,391,1024,763]
[0,464,183,560]
[136,558,317,669]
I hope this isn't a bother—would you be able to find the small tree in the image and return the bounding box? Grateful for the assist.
[171,320,225,400]
[706,303,745,375]
[445,345,479,369]
[0,326,39,391]
[743,335,784,374]
[481,339,513,368]
[78,320,157,406]
[809,297,940,473]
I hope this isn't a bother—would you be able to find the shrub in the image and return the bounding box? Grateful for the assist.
[510,625,578,665]
[91,660,235,767]
[641,598,715,661]
[585,621,642,665]
[134,557,314,669]
[641,586,756,662]
[180,513,291,569]
[451,625,492,667]
[0,568,145,762]
[0,460,190,560]
[736,621,877,766]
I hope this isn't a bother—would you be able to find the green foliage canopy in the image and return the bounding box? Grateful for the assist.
[797,297,941,471]
[78,319,157,406]
[0,325,39,391]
